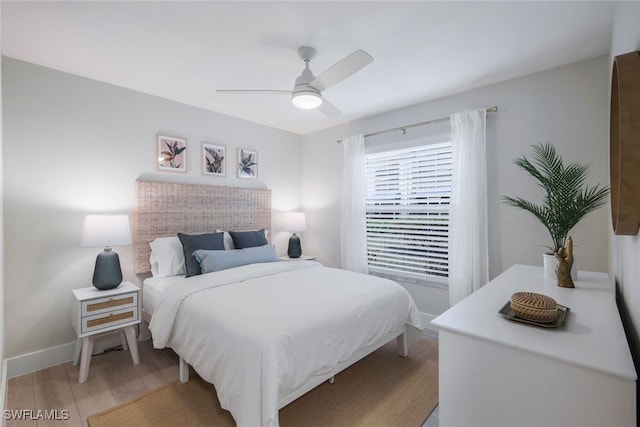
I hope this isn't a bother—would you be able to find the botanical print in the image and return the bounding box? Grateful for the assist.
[157,135,187,172]
[237,148,258,179]
[202,142,226,177]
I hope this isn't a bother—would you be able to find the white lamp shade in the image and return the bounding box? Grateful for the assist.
[81,214,132,247]
[283,212,307,232]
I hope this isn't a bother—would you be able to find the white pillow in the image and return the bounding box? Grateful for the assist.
[149,236,186,277]
[217,230,235,250]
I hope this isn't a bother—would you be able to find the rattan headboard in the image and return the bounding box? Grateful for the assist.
[134,180,271,274]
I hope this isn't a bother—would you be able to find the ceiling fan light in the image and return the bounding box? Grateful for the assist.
[292,91,322,109]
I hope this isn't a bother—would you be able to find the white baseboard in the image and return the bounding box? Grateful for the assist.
[5,331,125,379]
[6,342,76,379]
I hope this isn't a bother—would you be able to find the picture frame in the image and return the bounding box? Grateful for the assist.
[201,142,226,177]
[237,148,258,179]
[157,134,187,172]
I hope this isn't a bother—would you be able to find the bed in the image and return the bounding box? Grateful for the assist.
[134,179,422,427]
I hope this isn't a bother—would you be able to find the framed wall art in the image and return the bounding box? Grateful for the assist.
[202,142,226,177]
[237,148,258,179]
[157,134,187,172]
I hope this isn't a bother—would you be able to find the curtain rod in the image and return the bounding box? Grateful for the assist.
[336,106,498,143]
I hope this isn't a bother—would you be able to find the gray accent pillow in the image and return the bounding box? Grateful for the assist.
[228,229,268,249]
[177,232,225,277]
[193,244,278,273]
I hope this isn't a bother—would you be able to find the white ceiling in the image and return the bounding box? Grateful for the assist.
[2,1,614,135]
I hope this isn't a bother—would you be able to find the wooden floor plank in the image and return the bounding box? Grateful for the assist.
[6,374,38,427]
[133,342,179,390]
[32,364,83,427]
[95,349,150,404]
[64,362,117,427]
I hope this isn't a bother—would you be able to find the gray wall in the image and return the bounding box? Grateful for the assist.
[302,55,610,321]
[2,58,303,359]
[608,0,640,400]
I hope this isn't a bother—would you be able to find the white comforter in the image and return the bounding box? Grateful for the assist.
[149,261,421,427]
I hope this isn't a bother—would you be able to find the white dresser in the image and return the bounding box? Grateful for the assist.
[432,264,637,427]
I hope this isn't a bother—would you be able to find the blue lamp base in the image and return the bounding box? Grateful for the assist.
[93,248,123,290]
[287,233,302,258]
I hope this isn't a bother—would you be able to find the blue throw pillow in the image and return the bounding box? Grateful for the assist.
[193,244,278,273]
[228,229,268,249]
[178,232,225,277]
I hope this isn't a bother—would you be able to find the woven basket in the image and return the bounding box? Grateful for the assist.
[510,292,559,323]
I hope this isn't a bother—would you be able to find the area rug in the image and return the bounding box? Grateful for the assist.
[88,338,438,427]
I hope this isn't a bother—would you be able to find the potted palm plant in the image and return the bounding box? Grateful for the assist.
[502,142,609,287]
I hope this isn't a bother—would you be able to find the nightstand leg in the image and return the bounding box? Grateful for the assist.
[78,336,94,383]
[73,339,82,366]
[120,330,129,351]
[123,326,140,365]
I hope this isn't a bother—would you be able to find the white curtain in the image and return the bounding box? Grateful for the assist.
[340,134,368,273]
[448,109,489,306]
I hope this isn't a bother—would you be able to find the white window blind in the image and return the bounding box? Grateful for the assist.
[365,141,452,285]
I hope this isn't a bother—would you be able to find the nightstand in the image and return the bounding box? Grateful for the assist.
[71,281,141,383]
[278,255,316,261]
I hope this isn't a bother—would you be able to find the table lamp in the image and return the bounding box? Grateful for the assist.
[81,214,132,290]
[283,212,306,258]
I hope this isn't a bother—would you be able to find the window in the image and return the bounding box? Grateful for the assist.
[365,140,452,287]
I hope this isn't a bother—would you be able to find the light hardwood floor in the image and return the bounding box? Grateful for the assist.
[6,337,439,427]
[6,340,180,427]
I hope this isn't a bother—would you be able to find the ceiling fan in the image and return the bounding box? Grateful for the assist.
[216,46,373,118]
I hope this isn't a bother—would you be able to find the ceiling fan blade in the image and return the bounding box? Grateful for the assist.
[216,89,292,94]
[317,98,343,120]
[310,49,373,92]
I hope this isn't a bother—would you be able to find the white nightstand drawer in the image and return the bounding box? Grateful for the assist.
[81,306,139,334]
[81,292,138,316]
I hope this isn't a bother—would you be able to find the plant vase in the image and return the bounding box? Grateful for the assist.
[543,252,556,279]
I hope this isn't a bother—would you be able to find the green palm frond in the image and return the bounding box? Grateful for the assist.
[502,142,609,253]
